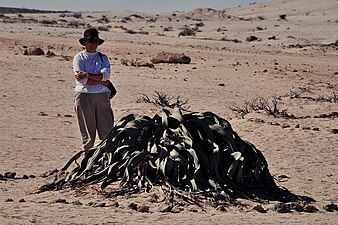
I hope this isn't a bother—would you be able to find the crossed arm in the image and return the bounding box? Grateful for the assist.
[75,71,109,85]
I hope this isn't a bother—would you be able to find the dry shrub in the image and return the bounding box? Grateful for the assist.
[230,96,292,118]
[136,91,190,111]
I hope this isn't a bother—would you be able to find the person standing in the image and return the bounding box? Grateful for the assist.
[73,28,114,152]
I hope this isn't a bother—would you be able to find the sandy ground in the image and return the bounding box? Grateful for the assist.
[0,0,337,224]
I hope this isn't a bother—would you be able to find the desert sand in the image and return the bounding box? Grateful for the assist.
[0,0,337,224]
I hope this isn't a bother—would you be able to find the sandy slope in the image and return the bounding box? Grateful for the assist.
[0,0,337,224]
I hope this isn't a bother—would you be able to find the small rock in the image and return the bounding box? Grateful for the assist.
[151,52,191,64]
[178,28,196,37]
[109,201,119,208]
[188,208,199,213]
[324,203,338,212]
[279,14,287,20]
[276,174,289,182]
[246,35,259,42]
[216,205,227,212]
[282,124,290,128]
[37,201,48,204]
[331,129,338,134]
[149,194,159,203]
[128,202,138,210]
[23,47,44,56]
[273,203,291,213]
[39,111,48,116]
[87,201,106,207]
[93,202,106,207]
[52,199,68,204]
[304,205,319,213]
[290,202,304,212]
[0,174,7,181]
[138,205,150,213]
[268,121,280,126]
[248,118,265,123]
[171,206,182,213]
[295,124,300,128]
[46,50,56,57]
[71,200,83,205]
[21,175,29,179]
[4,172,16,179]
[159,203,173,212]
[40,169,58,178]
[5,198,14,202]
[252,205,267,213]
[19,199,26,202]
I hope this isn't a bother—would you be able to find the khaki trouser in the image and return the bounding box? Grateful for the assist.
[74,92,114,150]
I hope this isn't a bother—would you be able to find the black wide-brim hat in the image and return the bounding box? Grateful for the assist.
[79,28,105,46]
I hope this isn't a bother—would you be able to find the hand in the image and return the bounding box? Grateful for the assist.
[75,71,88,81]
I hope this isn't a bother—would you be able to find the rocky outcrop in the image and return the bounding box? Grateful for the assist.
[150,52,191,64]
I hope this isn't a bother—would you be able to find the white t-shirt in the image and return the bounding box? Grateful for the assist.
[73,51,111,93]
